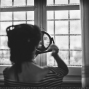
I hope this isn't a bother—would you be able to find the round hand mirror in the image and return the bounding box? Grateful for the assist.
[36,31,54,54]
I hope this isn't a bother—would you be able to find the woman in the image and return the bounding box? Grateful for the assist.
[3,24,69,87]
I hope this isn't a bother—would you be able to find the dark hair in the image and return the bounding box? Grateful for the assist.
[6,24,41,64]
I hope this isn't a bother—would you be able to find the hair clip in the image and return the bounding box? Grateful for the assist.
[6,25,15,32]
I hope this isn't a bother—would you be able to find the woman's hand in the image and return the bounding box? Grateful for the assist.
[48,44,59,56]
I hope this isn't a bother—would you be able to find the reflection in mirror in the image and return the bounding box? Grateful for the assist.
[43,34,50,48]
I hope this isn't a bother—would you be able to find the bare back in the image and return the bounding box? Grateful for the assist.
[5,62,49,83]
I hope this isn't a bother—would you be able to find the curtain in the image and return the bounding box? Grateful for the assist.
[80,0,89,87]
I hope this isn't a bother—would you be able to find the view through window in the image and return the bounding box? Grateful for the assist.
[0,0,34,65]
[46,0,82,66]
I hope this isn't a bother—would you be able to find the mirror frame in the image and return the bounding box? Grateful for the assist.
[36,31,54,54]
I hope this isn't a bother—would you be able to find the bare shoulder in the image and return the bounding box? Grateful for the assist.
[36,66,49,81]
[40,66,49,75]
[4,66,17,80]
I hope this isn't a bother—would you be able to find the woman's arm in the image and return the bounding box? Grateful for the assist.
[48,45,69,75]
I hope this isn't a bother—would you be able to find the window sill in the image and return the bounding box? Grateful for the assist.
[63,66,81,83]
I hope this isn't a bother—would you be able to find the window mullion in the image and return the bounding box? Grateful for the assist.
[34,0,46,30]
[34,0,47,66]
[34,0,42,28]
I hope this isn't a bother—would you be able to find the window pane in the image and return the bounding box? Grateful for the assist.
[70,20,81,34]
[55,11,68,19]
[1,12,12,20]
[47,11,54,20]
[0,22,12,35]
[55,36,68,49]
[55,0,68,4]
[58,51,69,65]
[47,0,68,5]
[27,11,34,20]
[70,10,80,19]
[13,21,26,25]
[43,34,50,48]
[47,21,54,34]
[55,21,68,34]
[70,36,81,50]
[0,58,11,65]
[0,57,11,65]
[47,52,55,66]
[47,51,69,66]
[27,21,34,25]
[27,0,34,6]
[0,36,8,49]
[14,0,25,6]
[0,50,10,59]
[70,51,82,66]
[14,12,26,20]
[1,0,12,7]
[70,0,80,4]
[47,0,54,6]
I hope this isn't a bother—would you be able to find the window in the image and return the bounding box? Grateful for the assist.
[0,0,81,67]
[46,0,81,67]
[0,0,81,82]
[0,0,34,65]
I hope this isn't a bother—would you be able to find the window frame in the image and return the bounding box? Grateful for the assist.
[0,0,81,83]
